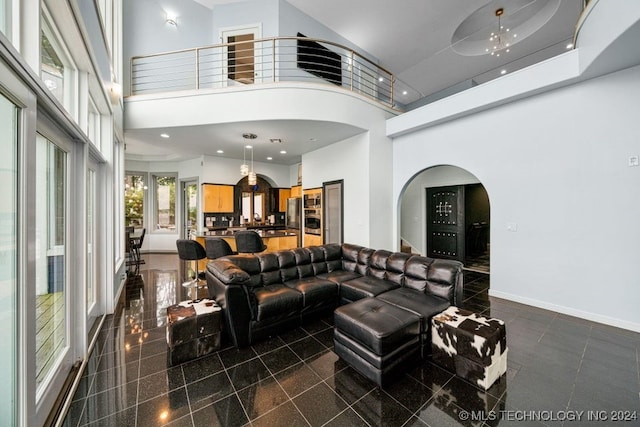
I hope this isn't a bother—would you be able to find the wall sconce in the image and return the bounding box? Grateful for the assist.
[166,12,177,26]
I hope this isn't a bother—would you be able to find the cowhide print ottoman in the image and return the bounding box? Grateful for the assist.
[431,306,507,390]
[166,298,222,365]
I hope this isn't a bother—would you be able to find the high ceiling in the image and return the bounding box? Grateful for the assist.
[127,0,583,163]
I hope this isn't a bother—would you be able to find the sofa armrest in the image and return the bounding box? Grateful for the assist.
[208,259,250,284]
[206,260,255,347]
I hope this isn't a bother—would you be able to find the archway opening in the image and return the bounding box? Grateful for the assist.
[399,165,490,274]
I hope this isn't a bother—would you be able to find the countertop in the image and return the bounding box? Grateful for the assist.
[196,229,298,238]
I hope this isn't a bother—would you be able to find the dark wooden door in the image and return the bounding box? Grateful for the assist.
[426,185,465,262]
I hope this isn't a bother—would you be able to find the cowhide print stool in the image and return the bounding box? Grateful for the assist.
[431,306,507,390]
[166,298,222,366]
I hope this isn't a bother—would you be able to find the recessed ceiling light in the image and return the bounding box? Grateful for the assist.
[500,69,507,75]
[402,90,408,95]
[566,43,574,49]
[280,150,287,154]
[216,150,224,154]
[160,133,170,138]
[267,157,273,160]
[378,77,384,82]
[245,145,252,149]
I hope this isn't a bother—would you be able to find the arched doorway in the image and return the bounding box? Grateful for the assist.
[399,165,490,273]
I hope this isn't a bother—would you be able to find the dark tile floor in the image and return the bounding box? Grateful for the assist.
[63,254,640,427]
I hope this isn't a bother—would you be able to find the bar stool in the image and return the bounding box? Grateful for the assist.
[176,239,207,302]
[205,237,237,259]
[235,230,267,254]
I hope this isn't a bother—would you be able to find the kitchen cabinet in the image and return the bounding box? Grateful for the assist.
[203,184,234,213]
[277,188,291,212]
[291,185,302,198]
[304,233,323,247]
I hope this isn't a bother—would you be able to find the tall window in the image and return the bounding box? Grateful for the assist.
[0,0,12,42]
[0,91,18,426]
[35,134,68,390]
[154,174,176,231]
[87,97,101,149]
[41,14,76,117]
[124,173,146,228]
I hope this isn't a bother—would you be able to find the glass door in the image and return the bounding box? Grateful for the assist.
[35,133,72,404]
[0,89,18,426]
[181,179,198,239]
[86,157,102,336]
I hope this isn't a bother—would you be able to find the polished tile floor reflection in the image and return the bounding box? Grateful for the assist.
[63,254,640,426]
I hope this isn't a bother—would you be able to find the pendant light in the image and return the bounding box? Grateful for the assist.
[240,144,249,176]
[242,133,258,185]
[248,145,257,185]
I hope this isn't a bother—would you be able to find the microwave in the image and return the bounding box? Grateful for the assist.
[304,193,321,208]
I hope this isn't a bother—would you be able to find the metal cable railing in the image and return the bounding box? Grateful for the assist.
[130,36,395,108]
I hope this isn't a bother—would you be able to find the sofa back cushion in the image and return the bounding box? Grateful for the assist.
[309,246,329,275]
[341,243,362,272]
[257,253,281,285]
[277,250,298,282]
[368,250,390,279]
[322,244,342,272]
[356,247,374,275]
[293,247,314,278]
[385,252,412,286]
[404,256,459,304]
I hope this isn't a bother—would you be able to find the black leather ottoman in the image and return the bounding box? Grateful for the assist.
[334,297,421,387]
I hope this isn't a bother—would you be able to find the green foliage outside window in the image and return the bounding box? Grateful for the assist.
[125,174,145,227]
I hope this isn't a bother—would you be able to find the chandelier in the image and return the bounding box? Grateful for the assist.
[487,8,516,57]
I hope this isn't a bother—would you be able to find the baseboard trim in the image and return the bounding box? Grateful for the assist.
[489,289,640,333]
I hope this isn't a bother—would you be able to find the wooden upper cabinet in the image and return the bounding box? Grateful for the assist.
[278,188,291,212]
[203,184,235,213]
[291,185,302,198]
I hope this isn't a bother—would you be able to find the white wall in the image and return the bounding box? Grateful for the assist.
[211,0,279,40]
[392,65,640,331]
[123,0,214,94]
[303,133,370,246]
[202,154,290,187]
[400,166,480,254]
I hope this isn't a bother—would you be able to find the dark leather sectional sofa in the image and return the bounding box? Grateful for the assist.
[206,243,464,350]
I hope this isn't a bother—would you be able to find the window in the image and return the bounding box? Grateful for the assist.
[41,13,76,117]
[124,173,146,228]
[153,174,176,231]
[0,0,12,42]
[0,90,18,426]
[88,98,100,148]
[35,134,68,390]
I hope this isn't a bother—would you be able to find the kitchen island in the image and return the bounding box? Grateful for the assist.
[195,229,300,268]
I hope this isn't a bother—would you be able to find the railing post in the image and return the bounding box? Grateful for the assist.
[349,51,354,92]
[272,39,276,83]
[196,48,200,90]
[130,58,135,95]
[390,75,395,108]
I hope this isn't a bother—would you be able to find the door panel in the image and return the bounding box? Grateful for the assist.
[426,186,465,262]
[221,26,261,85]
[323,181,343,244]
[0,90,18,426]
